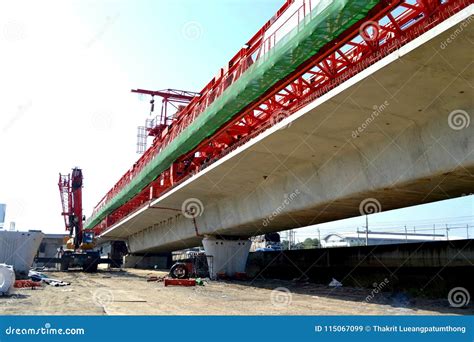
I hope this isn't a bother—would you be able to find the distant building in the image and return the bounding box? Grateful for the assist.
[321,231,453,248]
[251,233,282,251]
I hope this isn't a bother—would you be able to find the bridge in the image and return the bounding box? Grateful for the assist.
[86,0,474,277]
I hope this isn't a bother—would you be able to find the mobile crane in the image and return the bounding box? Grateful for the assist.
[58,167,100,272]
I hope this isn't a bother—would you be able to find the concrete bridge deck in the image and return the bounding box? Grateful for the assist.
[101,7,474,254]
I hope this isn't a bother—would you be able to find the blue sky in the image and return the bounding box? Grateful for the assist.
[297,196,474,242]
[0,0,472,237]
[74,0,283,91]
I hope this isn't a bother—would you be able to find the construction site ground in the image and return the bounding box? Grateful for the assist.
[1,268,471,315]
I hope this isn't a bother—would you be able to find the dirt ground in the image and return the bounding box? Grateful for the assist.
[0,268,471,315]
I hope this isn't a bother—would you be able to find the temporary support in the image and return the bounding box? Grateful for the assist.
[202,236,251,279]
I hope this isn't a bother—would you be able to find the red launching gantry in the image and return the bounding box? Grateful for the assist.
[86,0,470,235]
[133,88,200,153]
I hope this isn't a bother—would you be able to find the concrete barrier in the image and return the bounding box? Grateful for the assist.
[247,240,474,297]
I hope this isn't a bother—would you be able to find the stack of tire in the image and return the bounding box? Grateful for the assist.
[0,264,15,295]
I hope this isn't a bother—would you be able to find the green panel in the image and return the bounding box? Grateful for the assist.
[86,0,380,229]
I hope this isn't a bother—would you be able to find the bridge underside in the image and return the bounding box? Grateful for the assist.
[101,9,474,254]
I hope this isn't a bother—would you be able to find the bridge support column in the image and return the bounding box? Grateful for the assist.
[202,236,251,279]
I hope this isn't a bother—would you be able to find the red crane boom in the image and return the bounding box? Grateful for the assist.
[58,167,84,249]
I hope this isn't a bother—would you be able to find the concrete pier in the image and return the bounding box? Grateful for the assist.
[202,236,251,279]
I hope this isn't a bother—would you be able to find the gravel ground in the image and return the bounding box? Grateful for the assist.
[0,269,471,315]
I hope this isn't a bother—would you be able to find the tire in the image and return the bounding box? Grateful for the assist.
[60,257,70,271]
[83,260,98,273]
[169,263,188,279]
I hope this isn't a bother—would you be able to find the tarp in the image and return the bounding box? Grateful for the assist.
[86,0,380,230]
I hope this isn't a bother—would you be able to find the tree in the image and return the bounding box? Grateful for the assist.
[303,238,320,249]
[282,239,319,250]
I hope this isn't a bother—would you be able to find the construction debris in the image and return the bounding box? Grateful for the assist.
[164,278,196,287]
[146,275,165,282]
[28,270,48,282]
[329,278,343,287]
[234,272,248,281]
[0,264,15,295]
[42,278,71,287]
[14,280,42,289]
[216,272,228,280]
[29,270,70,286]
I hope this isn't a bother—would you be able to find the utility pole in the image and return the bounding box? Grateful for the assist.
[446,224,449,241]
[433,224,436,240]
[405,225,408,243]
[317,228,321,247]
[287,230,295,250]
[467,224,469,239]
[287,231,291,250]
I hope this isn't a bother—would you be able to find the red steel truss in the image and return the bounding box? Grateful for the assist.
[132,88,200,134]
[59,168,84,246]
[89,0,471,235]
